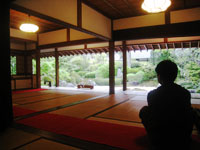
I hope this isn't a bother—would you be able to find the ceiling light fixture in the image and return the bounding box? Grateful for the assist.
[19,15,39,33]
[142,0,171,13]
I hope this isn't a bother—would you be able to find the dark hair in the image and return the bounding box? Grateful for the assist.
[155,60,178,82]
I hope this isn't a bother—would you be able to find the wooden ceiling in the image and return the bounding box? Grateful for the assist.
[10,9,65,33]
[10,0,200,34]
[83,0,200,19]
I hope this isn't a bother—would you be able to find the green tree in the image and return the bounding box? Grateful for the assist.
[10,56,16,75]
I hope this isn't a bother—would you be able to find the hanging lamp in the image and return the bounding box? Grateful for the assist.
[19,15,39,33]
[142,0,171,13]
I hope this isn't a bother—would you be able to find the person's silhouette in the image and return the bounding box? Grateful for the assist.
[139,60,194,150]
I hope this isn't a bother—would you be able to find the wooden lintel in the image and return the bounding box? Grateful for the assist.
[113,21,200,41]
[38,38,104,49]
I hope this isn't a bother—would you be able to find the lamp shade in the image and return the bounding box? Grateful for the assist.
[19,23,39,33]
[142,0,171,13]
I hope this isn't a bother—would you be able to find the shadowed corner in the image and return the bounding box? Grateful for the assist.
[135,134,150,150]
[191,135,200,150]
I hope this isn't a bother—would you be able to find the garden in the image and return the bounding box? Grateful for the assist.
[38,48,200,93]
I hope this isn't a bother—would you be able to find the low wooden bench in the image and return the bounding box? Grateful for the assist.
[77,84,94,89]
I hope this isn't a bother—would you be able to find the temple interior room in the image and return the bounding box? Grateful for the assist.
[1,0,200,149]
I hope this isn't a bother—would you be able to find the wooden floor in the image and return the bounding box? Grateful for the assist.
[2,89,200,150]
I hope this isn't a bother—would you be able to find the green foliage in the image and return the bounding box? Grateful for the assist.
[130,60,141,68]
[10,56,16,75]
[59,70,71,82]
[115,78,122,85]
[127,71,145,83]
[94,78,109,86]
[185,62,200,88]
[41,57,55,86]
[127,67,140,74]
[141,63,156,81]
[32,59,36,74]
[38,48,200,92]
[85,72,96,78]
[77,71,87,77]
[96,63,109,78]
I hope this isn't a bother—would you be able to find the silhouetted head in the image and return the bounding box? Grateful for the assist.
[155,60,178,84]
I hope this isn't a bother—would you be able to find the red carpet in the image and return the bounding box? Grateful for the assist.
[15,113,200,149]
[17,113,148,149]
[13,106,35,117]
[16,113,200,149]
[12,88,47,94]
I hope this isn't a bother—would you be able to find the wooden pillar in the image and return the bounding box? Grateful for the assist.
[77,0,82,28]
[24,42,28,75]
[0,2,13,131]
[36,49,41,88]
[109,41,115,94]
[122,41,127,91]
[55,48,59,87]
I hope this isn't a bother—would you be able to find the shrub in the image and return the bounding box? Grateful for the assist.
[127,71,145,83]
[96,64,109,78]
[178,81,195,89]
[127,67,141,74]
[94,78,109,86]
[85,72,96,78]
[78,71,87,77]
[115,78,122,85]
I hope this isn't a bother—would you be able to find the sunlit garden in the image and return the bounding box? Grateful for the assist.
[36,48,200,94]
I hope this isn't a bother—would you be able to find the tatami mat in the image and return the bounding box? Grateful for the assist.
[88,117,144,128]
[96,100,147,122]
[15,93,70,105]
[17,93,103,111]
[0,128,40,150]
[49,93,130,118]
[16,138,80,150]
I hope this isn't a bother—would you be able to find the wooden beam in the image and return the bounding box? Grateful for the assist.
[165,11,170,25]
[77,0,82,28]
[77,50,84,55]
[67,28,70,42]
[109,41,115,94]
[122,41,127,91]
[38,38,104,49]
[113,21,200,41]
[55,48,59,87]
